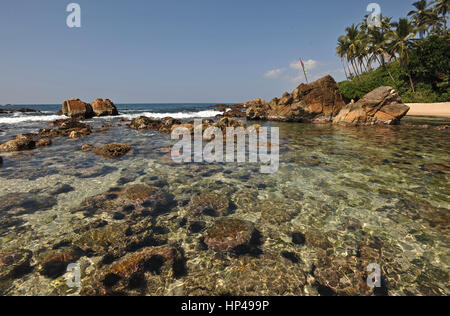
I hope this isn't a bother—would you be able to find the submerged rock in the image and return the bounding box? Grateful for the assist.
[38,248,83,279]
[92,143,132,158]
[204,218,255,252]
[0,193,57,216]
[246,75,345,123]
[183,251,307,296]
[188,192,231,217]
[333,87,410,125]
[0,249,33,281]
[80,245,185,296]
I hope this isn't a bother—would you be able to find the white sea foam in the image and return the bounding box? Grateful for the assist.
[106,110,223,120]
[0,115,67,124]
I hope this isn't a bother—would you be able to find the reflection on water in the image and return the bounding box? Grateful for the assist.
[0,117,448,296]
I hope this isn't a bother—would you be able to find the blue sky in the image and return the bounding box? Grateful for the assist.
[0,0,416,104]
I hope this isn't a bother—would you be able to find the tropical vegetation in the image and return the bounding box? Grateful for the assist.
[337,0,449,102]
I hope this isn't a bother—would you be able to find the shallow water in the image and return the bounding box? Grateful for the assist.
[0,113,448,296]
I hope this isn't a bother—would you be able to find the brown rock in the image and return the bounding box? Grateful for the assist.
[246,75,345,122]
[204,218,255,252]
[0,134,36,152]
[81,144,94,151]
[62,98,94,119]
[333,87,410,125]
[92,143,132,158]
[36,138,52,148]
[91,98,119,117]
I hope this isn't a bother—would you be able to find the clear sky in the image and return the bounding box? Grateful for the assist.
[0,0,416,104]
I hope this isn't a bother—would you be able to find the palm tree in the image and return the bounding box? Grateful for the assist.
[336,37,352,79]
[408,0,434,38]
[345,24,364,77]
[390,18,417,91]
[368,27,397,86]
[431,0,449,32]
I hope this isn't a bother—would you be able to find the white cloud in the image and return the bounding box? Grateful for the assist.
[264,68,285,79]
[290,59,318,71]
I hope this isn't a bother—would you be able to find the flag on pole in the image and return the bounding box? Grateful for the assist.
[300,58,309,83]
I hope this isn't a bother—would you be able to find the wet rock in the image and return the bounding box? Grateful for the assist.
[38,248,83,279]
[91,98,119,116]
[204,218,255,252]
[80,246,185,296]
[0,193,57,216]
[48,184,74,195]
[128,116,162,130]
[292,232,306,245]
[0,134,36,152]
[333,87,410,125]
[92,143,131,158]
[81,144,94,151]
[260,199,301,224]
[74,224,129,254]
[39,120,92,139]
[36,138,52,147]
[62,98,94,119]
[183,252,307,296]
[188,192,231,217]
[0,249,33,281]
[0,156,2,166]
[246,75,345,123]
[72,184,174,217]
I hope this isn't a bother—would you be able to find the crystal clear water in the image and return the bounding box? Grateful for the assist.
[0,104,448,296]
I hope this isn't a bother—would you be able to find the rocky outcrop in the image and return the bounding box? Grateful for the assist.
[61,98,119,119]
[0,134,37,152]
[246,76,345,123]
[39,119,92,139]
[92,143,132,158]
[333,87,410,125]
[62,98,94,119]
[91,99,119,117]
[128,116,181,134]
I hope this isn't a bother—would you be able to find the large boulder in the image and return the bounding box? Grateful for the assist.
[246,76,345,123]
[333,87,410,125]
[91,98,119,117]
[62,98,94,119]
[0,134,36,152]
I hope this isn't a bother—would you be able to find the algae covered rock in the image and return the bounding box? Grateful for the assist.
[92,143,131,158]
[204,218,255,252]
[188,192,231,217]
[0,249,33,281]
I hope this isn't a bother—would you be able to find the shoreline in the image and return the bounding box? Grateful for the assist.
[406,102,450,117]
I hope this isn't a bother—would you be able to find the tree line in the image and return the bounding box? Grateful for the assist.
[336,0,448,92]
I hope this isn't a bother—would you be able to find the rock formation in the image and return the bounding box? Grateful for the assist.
[61,98,119,119]
[91,98,119,117]
[246,75,345,123]
[333,86,410,125]
[62,98,94,119]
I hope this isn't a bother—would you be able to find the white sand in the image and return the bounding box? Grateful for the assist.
[406,103,450,117]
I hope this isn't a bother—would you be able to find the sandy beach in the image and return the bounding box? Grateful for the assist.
[406,102,450,117]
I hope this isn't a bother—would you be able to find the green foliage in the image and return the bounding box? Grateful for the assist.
[409,34,450,90]
[339,35,450,103]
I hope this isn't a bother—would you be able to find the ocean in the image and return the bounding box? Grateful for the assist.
[0,103,449,296]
